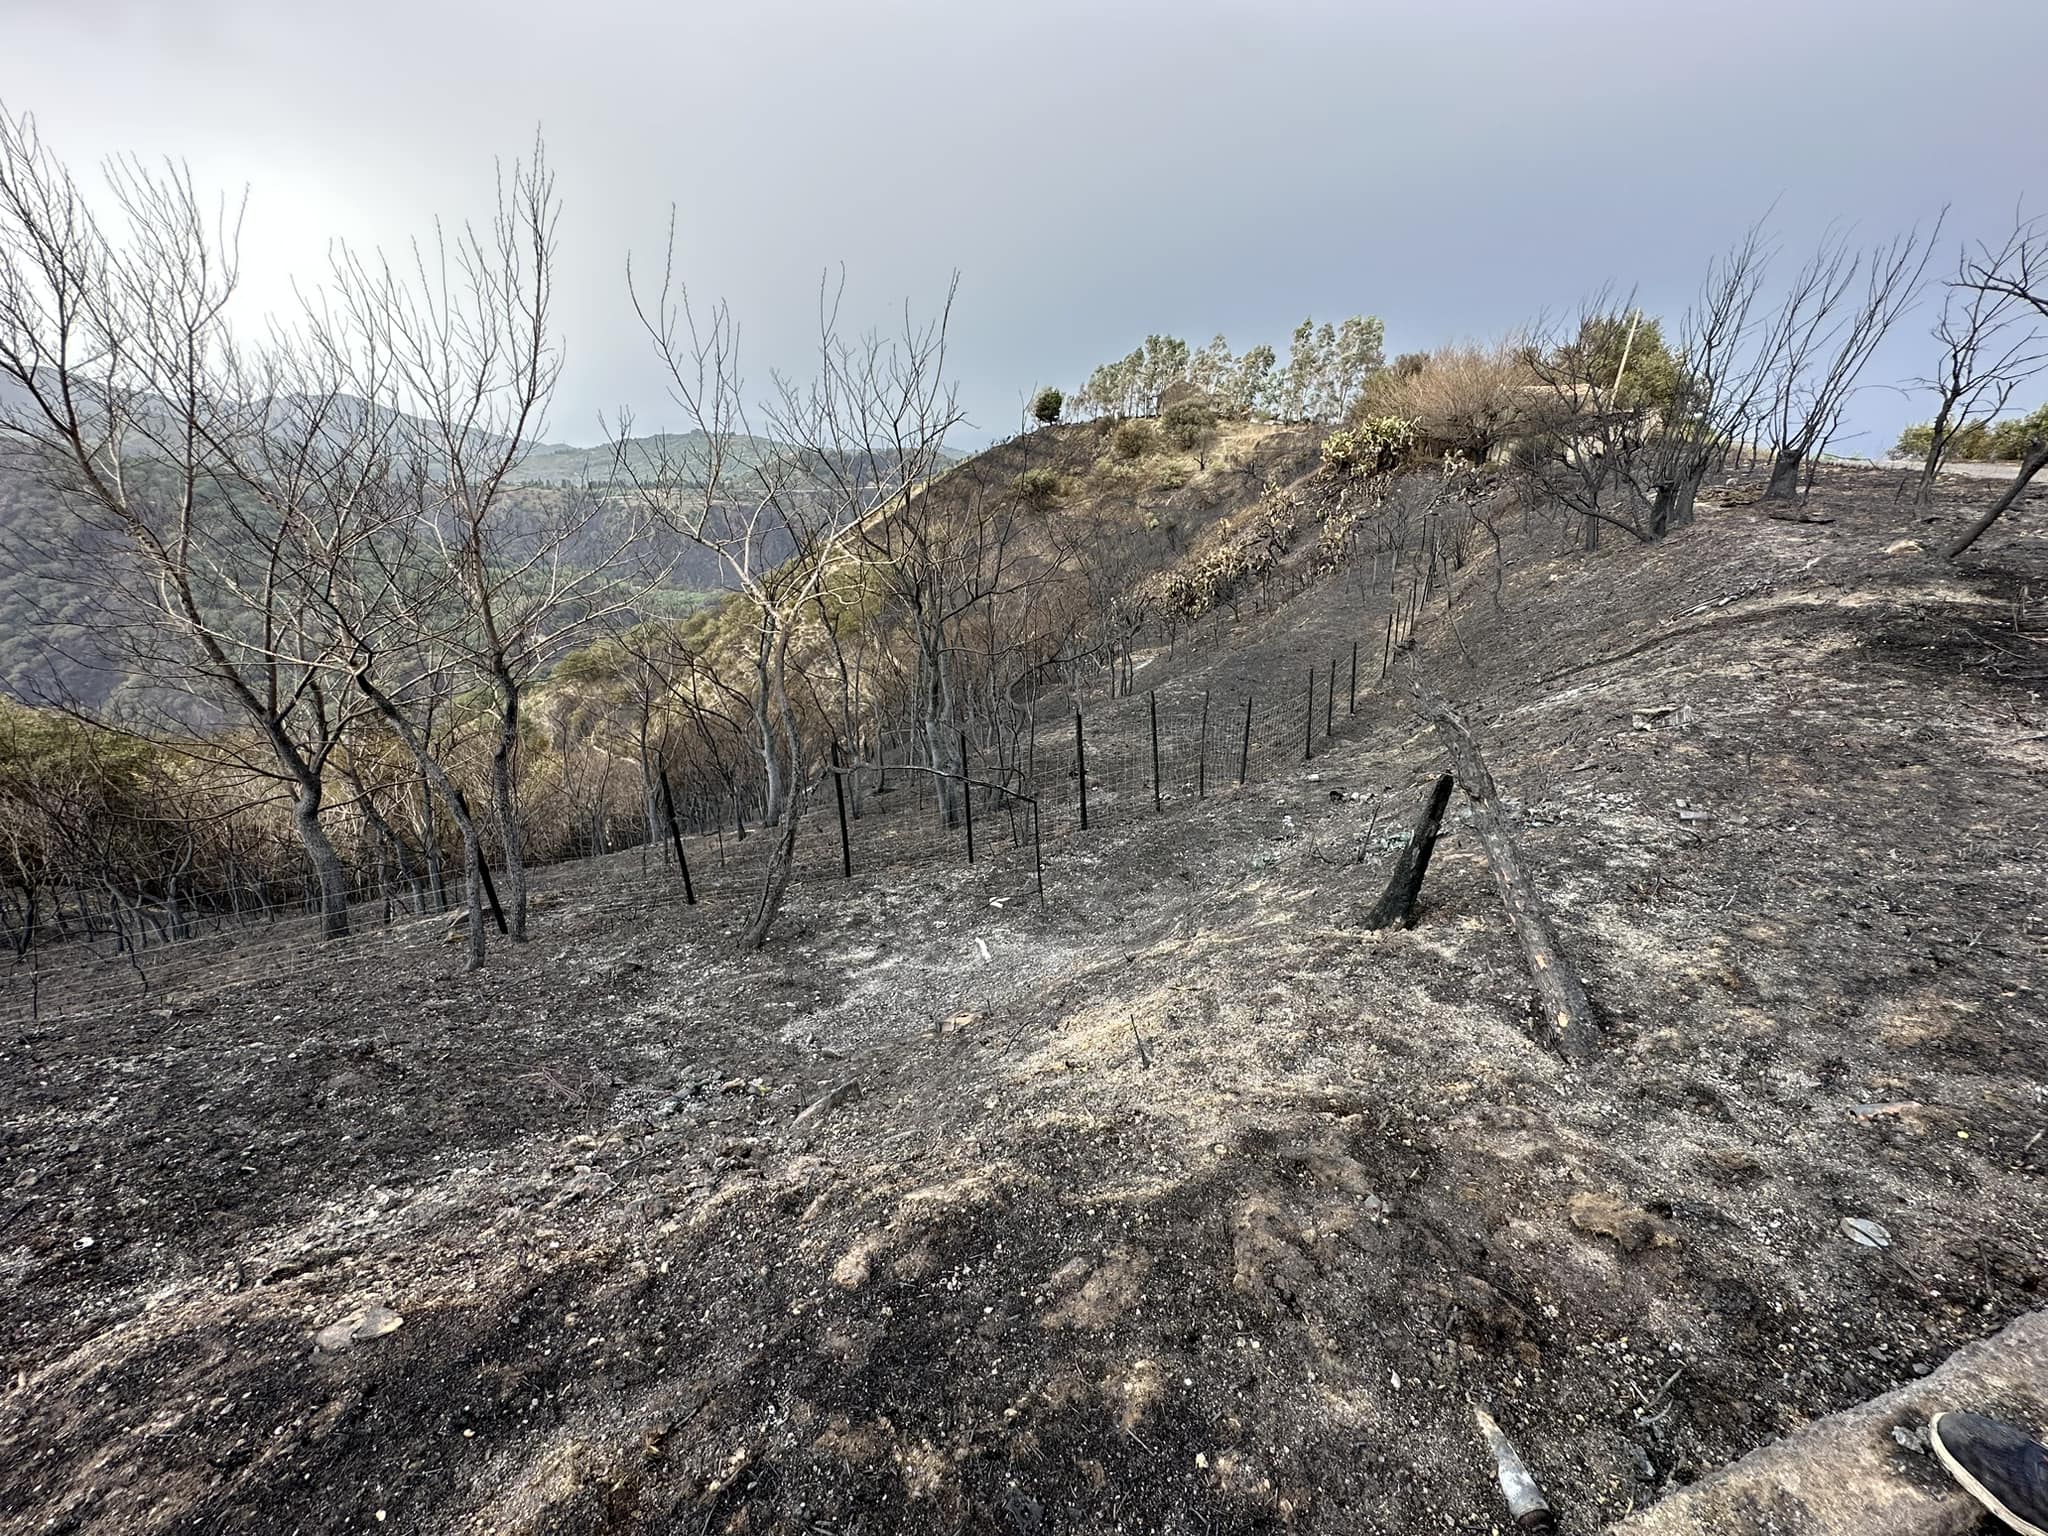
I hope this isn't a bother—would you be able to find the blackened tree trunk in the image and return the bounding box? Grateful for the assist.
[1916,398,1958,505]
[1410,683,1600,1064]
[292,781,352,941]
[1764,446,1805,501]
[456,818,487,972]
[351,671,488,968]
[1361,774,1454,930]
[644,770,666,866]
[1649,466,1705,540]
[421,777,448,915]
[1948,439,2048,557]
[351,776,427,916]
[741,644,805,950]
[916,614,963,827]
[489,675,529,940]
[752,624,788,828]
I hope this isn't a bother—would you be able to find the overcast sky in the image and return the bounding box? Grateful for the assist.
[8,0,2046,453]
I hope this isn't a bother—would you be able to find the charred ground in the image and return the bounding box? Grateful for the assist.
[3,465,2046,1535]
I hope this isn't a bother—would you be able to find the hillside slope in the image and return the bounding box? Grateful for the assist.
[1,463,2045,1534]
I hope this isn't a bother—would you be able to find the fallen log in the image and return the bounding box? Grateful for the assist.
[1948,437,2048,558]
[1411,682,1600,1064]
[1361,773,1454,930]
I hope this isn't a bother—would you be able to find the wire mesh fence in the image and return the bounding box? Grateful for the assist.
[1,597,1412,1029]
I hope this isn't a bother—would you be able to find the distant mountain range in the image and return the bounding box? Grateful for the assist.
[0,407,964,722]
[0,372,958,489]
[506,430,963,489]
[507,432,783,488]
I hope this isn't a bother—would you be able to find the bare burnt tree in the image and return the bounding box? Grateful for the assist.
[1950,212,2048,555]
[319,138,650,944]
[618,233,960,947]
[1637,226,1784,536]
[819,318,1039,826]
[558,617,683,857]
[1517,298,1655,550]
[319,476,501,970]
[0,104,384,937]
[1759,220,1939,500]
[1910,242,2046,501]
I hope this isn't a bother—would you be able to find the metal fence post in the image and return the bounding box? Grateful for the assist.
[1326,658,1335,738]
[1075,710,1089,831]
[1032,799,1045,906]
[1149,690,1161,813]
[658,768,697,904]
[1349,641,1358,714]
[960,732,975,864]
[1304,669,1314,760]
[829,742,852,879]
[1239,694,1252,786]
[1198,689,1209,799]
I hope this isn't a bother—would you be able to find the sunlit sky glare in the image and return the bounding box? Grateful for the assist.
[8,0,2046,451]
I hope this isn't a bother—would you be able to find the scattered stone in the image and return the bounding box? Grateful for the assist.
[1839,1216,1892,1249]
[832,1235,886,1289]
[791,1078,864,1133]
[562,1168,615,1202]
[1230,1199,1319,1306]
[257,1247,345,1285]
[315,1300,404,1352]
[1039,1246,1151,1329]
[1568,1191,1677,1253]
[999,1489,1044,1531]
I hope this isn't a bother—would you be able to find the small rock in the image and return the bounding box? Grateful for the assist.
[565,1169,615,1201]
[1851,1101,1921,1120]
[1839,1216,1892,1249]
[1568,1191,1677,1253]
[355,1302,403,1341]
[791,1078,864,1133]
[315,1300,404,1352]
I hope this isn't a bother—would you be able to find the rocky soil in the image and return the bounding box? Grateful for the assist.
[3,465,2045,1534]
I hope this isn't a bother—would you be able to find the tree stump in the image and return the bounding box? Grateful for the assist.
[1361,773,1454,931]
[1410,682,1600,1064]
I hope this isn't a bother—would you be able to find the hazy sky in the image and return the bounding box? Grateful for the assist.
[7,0,2046,452]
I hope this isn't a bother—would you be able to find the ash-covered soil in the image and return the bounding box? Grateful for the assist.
[3,467,2045,1535]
